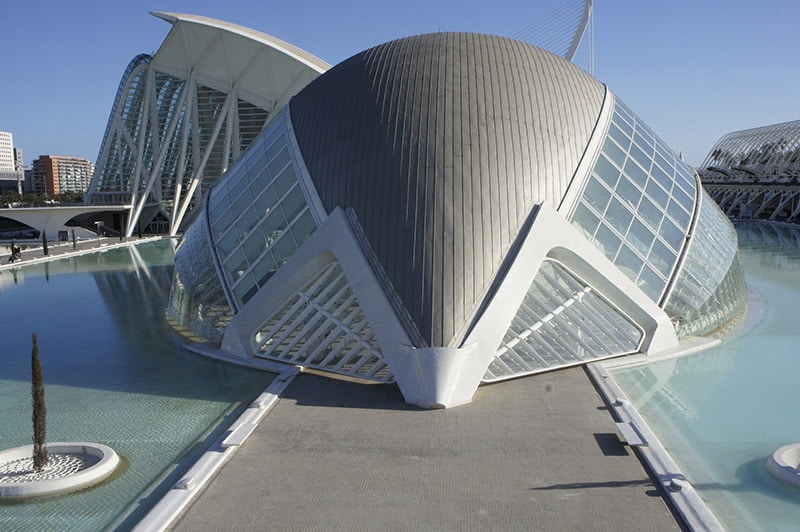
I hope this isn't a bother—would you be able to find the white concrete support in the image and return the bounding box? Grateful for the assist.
[220,204,677,409]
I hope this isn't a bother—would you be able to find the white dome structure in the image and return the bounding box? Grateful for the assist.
[168,31,746,409]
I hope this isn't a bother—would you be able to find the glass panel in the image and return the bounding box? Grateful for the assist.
[226,247,249,281]
[672,183,695,212]
[634,130,653,151]
[616,245,644,281]
[572,203,600,239]
[615,111,634,136]
[594,155,621,189]
[603,136,628,167]
[268,148,290,178]
[666,197,690,228]
[660,217,684,251]
[236,206,260,238]
[273,165,297,197]
[584,179,613,212]
[271,233,297,267]
[242,227,266,263]
[234,274,258,305]
[627,146,651,178]
[262,207,288,245]
[248,164,273,193]
[645,178,669,208]
[637,265,664,301]
[650,163,673,191]
[291,211,317,245]
[649,239,675,276]
[216,226,240,257]
[605,197,633,235]
[254,185,279,217]
[628,218,654,255]
[615,177,641,209]
[595,225,622,258]
[231,188,253,219]
[252,252,278,287]
[281,186,306,222]
[212,209,234,239]
[638,196,661,231]
[607,126,630,153]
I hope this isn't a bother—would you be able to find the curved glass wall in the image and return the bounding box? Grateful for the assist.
[484,259,643,381]
[168,215,234,341]
[89,55,152,205]
[663,190,747,337]
[207,113,318,308]
[569,98,697,303]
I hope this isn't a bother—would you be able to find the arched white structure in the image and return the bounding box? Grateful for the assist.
[0,205,127,241]
[85,12,329,237]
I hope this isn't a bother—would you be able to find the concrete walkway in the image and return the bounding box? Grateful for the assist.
[170,367,683,531]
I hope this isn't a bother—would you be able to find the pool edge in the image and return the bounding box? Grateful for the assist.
[588,342,725,532]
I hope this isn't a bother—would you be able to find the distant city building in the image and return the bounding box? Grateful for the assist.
[0,131,14,172]
[13,147,24,171]
[32,155,94,196]
[0,131,24,195]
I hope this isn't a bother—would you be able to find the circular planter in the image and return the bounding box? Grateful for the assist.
[0,442,120,499]
[766,443,800,490]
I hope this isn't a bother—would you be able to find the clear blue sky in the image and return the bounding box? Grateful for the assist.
[2,0,798,167]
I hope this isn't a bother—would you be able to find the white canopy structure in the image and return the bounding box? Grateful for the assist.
[85,12,329,237]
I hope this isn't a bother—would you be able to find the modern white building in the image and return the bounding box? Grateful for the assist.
[168,30,747,409]
[84,12,330,236]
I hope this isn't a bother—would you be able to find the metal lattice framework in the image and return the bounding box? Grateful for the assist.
[85,12,328,236]
[701,119,800,222]
[700,119,800,184]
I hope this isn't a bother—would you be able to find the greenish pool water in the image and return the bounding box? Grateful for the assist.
[612,223,800,531]
[0,241,275,530]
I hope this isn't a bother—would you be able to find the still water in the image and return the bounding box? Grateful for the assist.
[612,223,800,531]
[0,241,275,530]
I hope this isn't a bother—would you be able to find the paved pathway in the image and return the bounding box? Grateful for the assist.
[0,236,164,271]
[171,367,682,531]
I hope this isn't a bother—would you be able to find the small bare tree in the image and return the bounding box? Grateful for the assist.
[31,333,48,472]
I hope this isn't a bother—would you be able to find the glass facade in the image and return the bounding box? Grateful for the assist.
[663,190,748,337]
[168,217,234,341]
[253,262,392,382]
[484,260,643,381]
[206,115,317,309]
[569,99,697,303]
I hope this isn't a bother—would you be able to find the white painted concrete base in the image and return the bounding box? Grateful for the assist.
[766,444,800,489]
[0,442,120,499]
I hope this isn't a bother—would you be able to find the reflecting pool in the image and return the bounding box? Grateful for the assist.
[612,222,800,531]
[0,241,275,530]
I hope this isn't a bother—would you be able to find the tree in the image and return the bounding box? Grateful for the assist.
[31,333,48,472]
